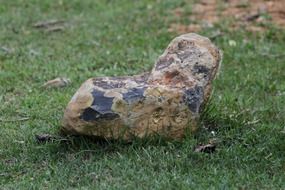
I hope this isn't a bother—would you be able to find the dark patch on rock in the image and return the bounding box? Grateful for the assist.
[80,89,119,121]
[123,87,146,104]
[192,65,209,74]
[81,107,119,121]
[90,89,114,113]
[183,86,204,113]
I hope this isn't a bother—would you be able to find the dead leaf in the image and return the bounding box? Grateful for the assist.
[35,134,54,143]
[194,143,216,153]
[243,12,260,22]
[42,77,71,89]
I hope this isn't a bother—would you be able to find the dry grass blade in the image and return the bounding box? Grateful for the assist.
[0,117,29,122]
[33,19,65,28]
[45,26,65,33]
[0,46,14,54]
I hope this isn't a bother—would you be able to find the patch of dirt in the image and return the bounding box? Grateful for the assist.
[169,0,285,33]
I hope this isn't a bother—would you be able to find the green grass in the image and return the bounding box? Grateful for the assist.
[0,0,284,189]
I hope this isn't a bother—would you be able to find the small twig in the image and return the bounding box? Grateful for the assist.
[260,53,285,58]
[246,119,260,125]
[33,19,65,28]
[45,26,65,33]
[0,117,29,122]
[35,134,68,143]
[265,153,272,160]
[0,46,14,54]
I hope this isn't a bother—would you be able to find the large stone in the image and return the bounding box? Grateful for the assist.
[61,33,222,140]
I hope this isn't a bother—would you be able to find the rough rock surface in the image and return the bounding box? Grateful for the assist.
[61,33,222,140]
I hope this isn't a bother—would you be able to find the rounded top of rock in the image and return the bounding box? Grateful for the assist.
[148,33,222,88]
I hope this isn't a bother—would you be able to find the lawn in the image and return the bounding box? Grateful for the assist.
[0,0,284,189]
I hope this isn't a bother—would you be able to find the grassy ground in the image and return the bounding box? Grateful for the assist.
[0,0,284,189]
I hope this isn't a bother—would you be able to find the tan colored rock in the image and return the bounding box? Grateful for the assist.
[61,33,222,140]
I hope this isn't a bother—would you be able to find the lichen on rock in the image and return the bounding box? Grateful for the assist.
[61,33,222,140]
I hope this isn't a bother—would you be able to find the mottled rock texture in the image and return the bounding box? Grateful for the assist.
[62,33,222,140]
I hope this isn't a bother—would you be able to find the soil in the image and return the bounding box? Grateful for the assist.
[169,0,285,33]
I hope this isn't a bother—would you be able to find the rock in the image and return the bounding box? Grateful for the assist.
[61,33,222,140]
